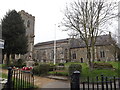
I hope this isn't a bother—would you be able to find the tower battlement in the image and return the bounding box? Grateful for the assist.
[19,10,35,20]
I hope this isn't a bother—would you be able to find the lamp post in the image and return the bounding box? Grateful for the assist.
[54,24,56,65]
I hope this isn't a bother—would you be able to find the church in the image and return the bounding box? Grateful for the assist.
[33,33,119,63]
[3,10,35,64]
[2,10,119,64]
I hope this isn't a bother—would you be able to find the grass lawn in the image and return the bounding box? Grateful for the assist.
[65,61,119,77]
[48,61,119,79]
[2,73,8,78]
[0,64,8,78]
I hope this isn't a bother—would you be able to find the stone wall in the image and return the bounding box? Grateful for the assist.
[19,10,35,60]
[70,45,115,63]
[33,39,70,63]
[34,38,117,63]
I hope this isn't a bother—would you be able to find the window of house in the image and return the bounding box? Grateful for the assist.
[100,51,105,58]
[72,53,76,59]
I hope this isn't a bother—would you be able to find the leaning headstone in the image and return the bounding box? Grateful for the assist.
[26,60,35,67]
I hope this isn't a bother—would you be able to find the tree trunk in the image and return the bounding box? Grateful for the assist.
[6,53,10,66]
[91,35,96,69]
[91,35,95,63]
[114,51,116,62]
[92,45,95,62]
[87,47,91,67]
[11,54,15,60]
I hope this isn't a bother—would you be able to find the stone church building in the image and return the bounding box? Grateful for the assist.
[33,33,119,63]
[18,10,35,61]
[3,10,35,64]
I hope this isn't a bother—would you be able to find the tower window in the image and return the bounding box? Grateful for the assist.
[27,20,30,28]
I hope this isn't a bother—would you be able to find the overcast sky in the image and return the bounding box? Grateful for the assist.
[0,0,73,44]
[0,0,119,44]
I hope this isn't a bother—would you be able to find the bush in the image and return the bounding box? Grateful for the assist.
[48,71,68,76]
[10,59,25,68]
[32,64,50,76]
[93,63,113,69]
[0,64,7,69]
[68,64,82,75]
[34,62,39,66]
[58,63,65,66]
[49,64,56,71]
[56,66,65,70]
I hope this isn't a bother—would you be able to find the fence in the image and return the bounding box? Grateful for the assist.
[71,71,120,90]
[6,67,34,89]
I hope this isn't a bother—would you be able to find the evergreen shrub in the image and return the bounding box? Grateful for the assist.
[49,64,56,71]
[68,64,82,75]
[58,63,65,66]
[32,64,50,76]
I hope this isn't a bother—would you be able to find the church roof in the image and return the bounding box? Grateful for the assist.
[34,38,69,47]
[34,34,115,48]
[70,34,115,48]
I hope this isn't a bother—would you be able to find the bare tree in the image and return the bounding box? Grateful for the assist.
[62,0,117,66]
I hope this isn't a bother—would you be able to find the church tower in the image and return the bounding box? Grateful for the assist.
[19,10,35,61]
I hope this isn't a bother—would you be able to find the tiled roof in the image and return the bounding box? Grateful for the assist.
[70,34,114,48]
[34,38,69,47]
[34,34,115,48]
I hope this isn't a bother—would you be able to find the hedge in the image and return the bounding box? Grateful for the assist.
[68,64,82,75]
[32,64,50,76]
[93,63,113,69]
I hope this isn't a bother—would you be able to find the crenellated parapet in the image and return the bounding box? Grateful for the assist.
[19,10,35,20]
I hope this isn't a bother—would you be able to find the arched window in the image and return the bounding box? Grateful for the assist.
[27,20,30,28]
[81,58,83,63]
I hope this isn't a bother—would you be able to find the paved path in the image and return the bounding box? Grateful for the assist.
[1,69,69,89]
[34,75,56,88]
[42,80,70,88]
[1,69,120,89]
